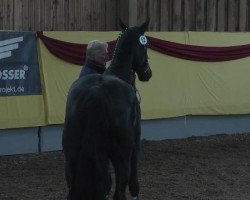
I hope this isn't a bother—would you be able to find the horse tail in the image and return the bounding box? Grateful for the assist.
[77,84,112,139]
[72,85,111,200]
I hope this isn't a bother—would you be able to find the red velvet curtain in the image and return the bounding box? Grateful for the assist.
[37,31,250,65]
[147,36,250,62]
[37,31,116,65]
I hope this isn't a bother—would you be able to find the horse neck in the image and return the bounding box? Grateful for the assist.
[108,38,135,84]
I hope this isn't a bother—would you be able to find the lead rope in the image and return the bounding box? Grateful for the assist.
[132,70,141,104]
[135,88,141,104]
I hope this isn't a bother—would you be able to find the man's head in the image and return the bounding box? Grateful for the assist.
[86,40,109,66]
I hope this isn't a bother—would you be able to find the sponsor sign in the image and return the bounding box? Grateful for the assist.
[0,32,41,96]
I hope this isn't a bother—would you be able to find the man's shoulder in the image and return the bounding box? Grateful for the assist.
[79,66,96,77]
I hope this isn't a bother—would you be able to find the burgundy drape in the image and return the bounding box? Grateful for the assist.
[37,31,250,65]
[37,31,116,65]
[147,36,250,62]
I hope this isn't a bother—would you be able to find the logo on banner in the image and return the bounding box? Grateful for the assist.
[0,32,41,96]
[0,36,23,60]
[0,65,28,80]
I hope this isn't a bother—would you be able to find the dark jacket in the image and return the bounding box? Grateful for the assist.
[79,59,106,78]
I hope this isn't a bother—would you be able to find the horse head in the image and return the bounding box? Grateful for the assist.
[119,19,152,82]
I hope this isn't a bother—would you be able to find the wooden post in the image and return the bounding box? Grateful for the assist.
[173,0,183,31]
[196,0,205,31]
[206,0,216,31]
[239,0,248,31]
[183,0,195,31]
[129,0,138,26]
[217,0,227,32]
[228,0,238,32]
[117,0,129,27]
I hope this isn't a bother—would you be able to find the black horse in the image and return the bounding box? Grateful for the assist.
[62,19,152,200]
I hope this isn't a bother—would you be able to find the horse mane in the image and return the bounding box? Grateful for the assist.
[106,27,143,85]
[110,27,140,67]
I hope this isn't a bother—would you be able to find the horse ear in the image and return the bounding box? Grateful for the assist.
[119,18,128,31]
[139,18,150,33]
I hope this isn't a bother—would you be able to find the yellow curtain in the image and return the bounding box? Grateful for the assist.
[38,31,250,125]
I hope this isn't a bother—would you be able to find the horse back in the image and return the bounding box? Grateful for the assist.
[63,74,138,151]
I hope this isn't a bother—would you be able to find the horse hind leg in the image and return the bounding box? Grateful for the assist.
[104,166,112,199]
[63,145,78,199]
[72,148,109,200]
[109,146,132,200]
[111,158,131,200]
[64,159,75,200]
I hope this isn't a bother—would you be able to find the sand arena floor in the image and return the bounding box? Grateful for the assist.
[0,133,250,200]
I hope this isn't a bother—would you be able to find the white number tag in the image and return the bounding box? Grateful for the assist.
[139,35,147,45]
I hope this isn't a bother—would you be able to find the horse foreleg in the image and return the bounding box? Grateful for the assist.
[129,102,141,200]
[128,149,139,200]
